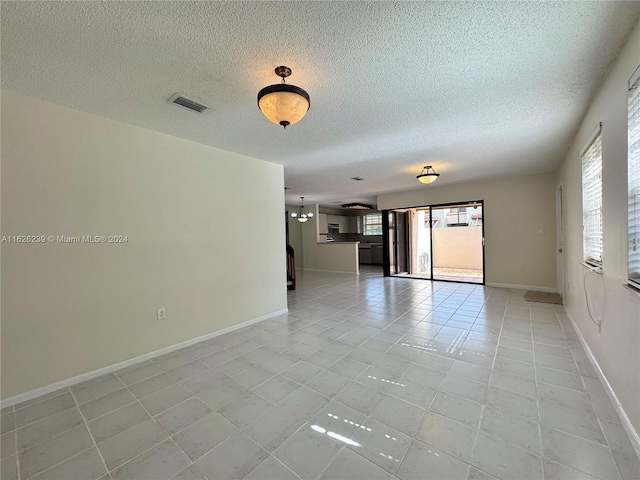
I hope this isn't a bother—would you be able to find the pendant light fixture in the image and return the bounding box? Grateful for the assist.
[416,166,440,184]
[258,66,310,129]
[291,197,314,223]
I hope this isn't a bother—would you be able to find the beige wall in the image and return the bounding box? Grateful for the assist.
[433,228,483,270]
[379,173,557,289]
[1,91,287,399]
[557,20,640,434]
[285,204,303,268]
[299,206,359,273]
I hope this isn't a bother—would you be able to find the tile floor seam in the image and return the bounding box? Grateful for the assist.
[531,303,546,474]
[467,290,506,476]
[13,425,21,480]
[22,446,98,480]
[104,378,193,476]
[313,445,346,480]
[68,388,110,480]
[11,389,69,415]
[13,407,86,456]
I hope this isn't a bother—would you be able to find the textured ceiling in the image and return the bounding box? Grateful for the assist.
[2,1,639,208]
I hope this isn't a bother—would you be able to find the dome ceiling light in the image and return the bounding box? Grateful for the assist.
[291,197,314,223]
[416,165,440,184]
[258,66,310,129]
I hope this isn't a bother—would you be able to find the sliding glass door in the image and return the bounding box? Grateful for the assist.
[384,201,484,284]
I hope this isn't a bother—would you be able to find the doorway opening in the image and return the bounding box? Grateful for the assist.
[384,201,484,284]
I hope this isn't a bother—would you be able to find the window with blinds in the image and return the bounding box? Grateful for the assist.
[582,128,603,267]
[363,213,383,236]
[628,67,640,289]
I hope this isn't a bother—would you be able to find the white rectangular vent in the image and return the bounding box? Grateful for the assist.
[169,94,208,113]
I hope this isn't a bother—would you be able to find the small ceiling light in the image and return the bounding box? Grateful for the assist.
[416,166,440,184]
[342,203,374,210]
[258,66,310,129]
[291,196,314,223]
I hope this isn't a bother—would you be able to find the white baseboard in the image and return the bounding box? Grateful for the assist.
[485,282,557,293]
[564,307,640,458]
[302,268,359,275]
[1,308,288,409]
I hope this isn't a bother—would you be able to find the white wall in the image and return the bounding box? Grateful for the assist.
[378,173,557,290]
[557,20,640,434]
[1,91,287,399]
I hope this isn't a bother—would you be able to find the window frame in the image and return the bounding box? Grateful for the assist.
[363,212,383,236]
[628,65,640,290]
[582,124,603,269]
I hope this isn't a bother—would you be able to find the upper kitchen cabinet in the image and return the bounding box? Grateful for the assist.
[338,216,350,233]
[327,215,341,228]
[318,213,328,243]
[349,216,361,234]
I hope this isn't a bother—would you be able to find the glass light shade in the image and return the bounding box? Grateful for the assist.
[290,212,298,217]
[258,85,310,127]
[417,174,438,184]
[416,166,440,184]
[297,216,309,223]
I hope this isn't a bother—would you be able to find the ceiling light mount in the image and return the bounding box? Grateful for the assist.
[258,66,310,129]
[416,165,440,184]
[274,66,292,79]
[291,196,314,223]
[342,203,374,210]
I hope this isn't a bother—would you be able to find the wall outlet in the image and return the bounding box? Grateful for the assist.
[157,308,166,320]
[518,264,526,272]
[538,230,544,235]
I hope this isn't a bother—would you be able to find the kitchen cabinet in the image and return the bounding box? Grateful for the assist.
[327,215,341,227]
[338,216,350,233]
[318,213,328,243]
[349,216,361,234]
[358,244,372,264]
[372,245,384,264]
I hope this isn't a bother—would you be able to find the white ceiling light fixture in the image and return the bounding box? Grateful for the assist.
[416,166,440,184]
[291,196,314,223]
[258,66,310,129]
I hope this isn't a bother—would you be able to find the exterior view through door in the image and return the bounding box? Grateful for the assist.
[384,201,484,284]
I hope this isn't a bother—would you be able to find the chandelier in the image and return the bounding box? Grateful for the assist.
[258,66,310,129]
[291,197,314,223]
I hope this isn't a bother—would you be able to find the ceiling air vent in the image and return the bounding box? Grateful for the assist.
[169,93,208,113]
[350,176,365,181]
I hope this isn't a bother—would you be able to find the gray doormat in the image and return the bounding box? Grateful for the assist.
[524,291,563,305]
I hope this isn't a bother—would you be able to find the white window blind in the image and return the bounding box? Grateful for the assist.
[628,68,640,289]
[363,213,382,236]
[582,128,603,267]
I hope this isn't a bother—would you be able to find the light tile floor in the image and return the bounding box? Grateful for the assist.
[2,266,639,480]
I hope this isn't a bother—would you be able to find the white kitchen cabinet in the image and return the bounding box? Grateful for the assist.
[338,216,350,233]
[349,216,361,234]
[318,213,328,243]
[327,215,341,227]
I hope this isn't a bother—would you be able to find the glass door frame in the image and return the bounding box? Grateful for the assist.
[382,199,485,285]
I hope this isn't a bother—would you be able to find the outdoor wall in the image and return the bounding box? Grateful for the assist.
[556,20,640,436]
[378,172,557,290]
[433,227,483,269]
[1,91,287,399]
